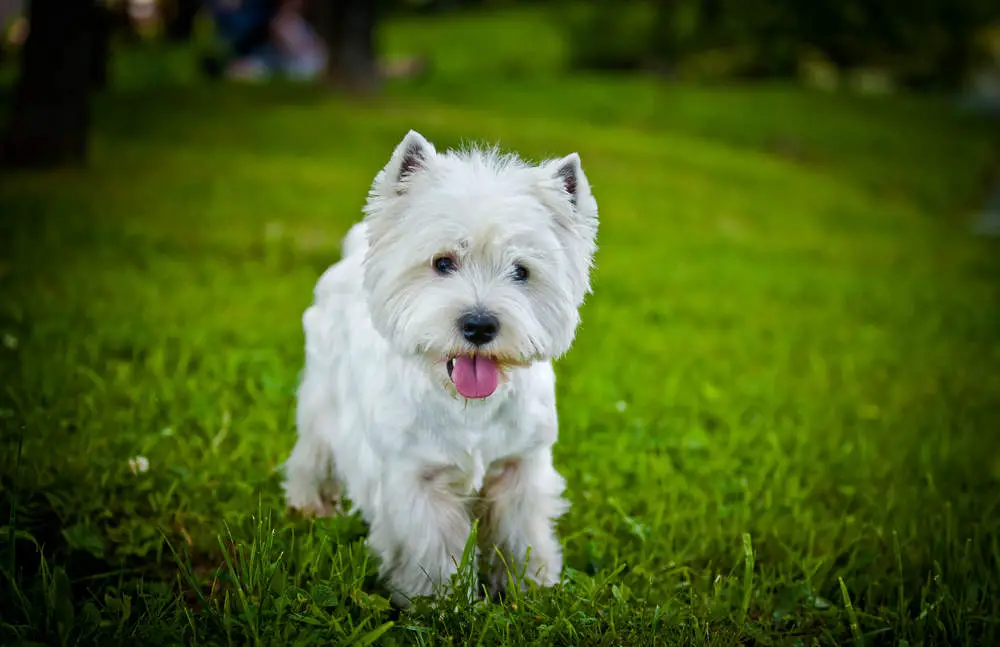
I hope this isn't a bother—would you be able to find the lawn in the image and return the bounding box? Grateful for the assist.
[2,7,1000,646]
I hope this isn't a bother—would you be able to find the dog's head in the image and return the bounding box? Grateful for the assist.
[361,130,599,399]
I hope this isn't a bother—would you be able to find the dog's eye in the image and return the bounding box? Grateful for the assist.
[511,264,529,283]
[433,255,458,275]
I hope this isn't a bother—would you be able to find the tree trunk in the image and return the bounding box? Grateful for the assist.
[310,0,380,94]
[166,0,202,42]
[0,0,98,168]
[90,2,112,90]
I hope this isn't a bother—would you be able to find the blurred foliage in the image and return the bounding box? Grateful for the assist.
[562,0,1000,89]
[7,0,994,90]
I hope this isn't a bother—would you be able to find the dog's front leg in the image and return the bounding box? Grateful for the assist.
[480,448,569,596]
[366,468,473,607]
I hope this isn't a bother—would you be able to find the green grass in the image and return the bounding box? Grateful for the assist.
[3,7,1000,646]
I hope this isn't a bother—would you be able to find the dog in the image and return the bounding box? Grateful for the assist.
[282,130,599,606]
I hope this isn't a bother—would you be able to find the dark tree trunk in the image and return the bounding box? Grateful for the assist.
[309,0,380,94]
[0,0,99,168]
[90,3,112,90]
[166,0,202,42]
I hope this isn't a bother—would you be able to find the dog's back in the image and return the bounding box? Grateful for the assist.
[340,222,369,259]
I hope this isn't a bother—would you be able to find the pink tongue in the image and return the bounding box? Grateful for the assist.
[451,356,500,399]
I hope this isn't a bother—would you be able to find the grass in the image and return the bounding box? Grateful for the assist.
[2,6,1000,646]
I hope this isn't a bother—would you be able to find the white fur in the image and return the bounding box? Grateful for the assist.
[282,130,599,606]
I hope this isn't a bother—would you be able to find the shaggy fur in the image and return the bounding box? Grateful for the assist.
[282,130,599,606]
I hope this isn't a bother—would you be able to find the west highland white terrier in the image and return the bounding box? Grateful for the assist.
[282,130,599,606]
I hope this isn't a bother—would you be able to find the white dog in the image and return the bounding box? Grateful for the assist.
[282,130,599,606]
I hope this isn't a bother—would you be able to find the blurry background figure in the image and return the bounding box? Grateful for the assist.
[270,0,327,80]
[128,0,158,24]
[203,0,326,81]
[203,0,275,78]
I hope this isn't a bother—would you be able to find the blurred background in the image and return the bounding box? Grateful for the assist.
[1,0,999,167]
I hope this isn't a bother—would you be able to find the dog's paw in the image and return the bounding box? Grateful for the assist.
[390,589,416,610]
[487,565,523,601]
[286,496,344,519]
[283,476,345,518]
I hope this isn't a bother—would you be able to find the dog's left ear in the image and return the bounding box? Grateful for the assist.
[552,153,583,207]
[541,153,598,230]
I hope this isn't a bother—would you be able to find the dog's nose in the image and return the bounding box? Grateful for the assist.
[459,312,500,346]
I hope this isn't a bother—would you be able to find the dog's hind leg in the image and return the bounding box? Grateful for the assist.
[282,377,342,517]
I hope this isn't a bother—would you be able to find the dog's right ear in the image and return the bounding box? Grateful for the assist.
[384,130,436,194]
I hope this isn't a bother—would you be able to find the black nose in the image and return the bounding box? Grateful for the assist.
[459,312,500,346]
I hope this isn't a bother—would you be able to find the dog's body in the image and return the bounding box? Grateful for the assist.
[283,131,599,605]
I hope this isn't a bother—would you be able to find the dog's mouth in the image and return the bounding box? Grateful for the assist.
[445,354,529,399]
[446,355,499,399]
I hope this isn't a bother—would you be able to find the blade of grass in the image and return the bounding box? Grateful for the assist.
[840,577,865,647]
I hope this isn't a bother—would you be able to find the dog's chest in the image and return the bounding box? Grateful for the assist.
[449,446,488,493]
[440,445,520,495]
[437,418,523,495]
[414,384,542,494]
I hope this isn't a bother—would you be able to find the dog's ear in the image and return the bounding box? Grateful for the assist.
[364,130,438,243]
[537,152,599,300]
[552,153,583,207]
[384,130,436,194]
[541,153,598,228]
